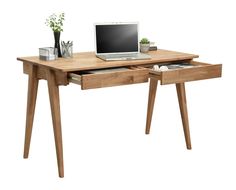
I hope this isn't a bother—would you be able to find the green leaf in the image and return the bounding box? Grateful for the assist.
[45,12,65,32]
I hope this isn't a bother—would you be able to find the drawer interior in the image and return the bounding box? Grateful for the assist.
[147,61,206,71]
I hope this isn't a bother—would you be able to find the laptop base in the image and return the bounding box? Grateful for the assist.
[97,53,151,61]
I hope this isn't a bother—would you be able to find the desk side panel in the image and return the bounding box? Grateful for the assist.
[23,62,69,86]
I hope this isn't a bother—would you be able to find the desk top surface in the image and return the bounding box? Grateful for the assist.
[17,49,198,72]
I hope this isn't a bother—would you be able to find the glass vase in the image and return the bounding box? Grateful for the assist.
[54,32,62,57]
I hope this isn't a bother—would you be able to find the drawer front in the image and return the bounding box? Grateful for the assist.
[149,61,222,85]
[69,67,149,90]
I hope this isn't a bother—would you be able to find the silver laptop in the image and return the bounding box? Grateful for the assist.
[94,22,151,61]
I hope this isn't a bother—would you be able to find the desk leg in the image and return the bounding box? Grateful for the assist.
[46,69,64,178]
[24,65,39,158]
[145,78,158,134]
[176,83,192,150]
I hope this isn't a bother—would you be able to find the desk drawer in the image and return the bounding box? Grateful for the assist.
[69,66,149,90]
[149,61,222,85]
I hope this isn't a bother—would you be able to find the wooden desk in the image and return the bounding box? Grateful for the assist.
[17,49,222,178]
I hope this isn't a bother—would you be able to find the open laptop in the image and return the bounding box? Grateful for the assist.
[95,22,151,61]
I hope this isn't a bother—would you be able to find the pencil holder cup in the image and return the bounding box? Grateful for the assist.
[61,41,73,58]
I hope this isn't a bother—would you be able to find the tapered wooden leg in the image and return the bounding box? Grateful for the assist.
[46,69,64,178]
[176,83,192,150]
[24,65,39,158]
[145,78,158,134]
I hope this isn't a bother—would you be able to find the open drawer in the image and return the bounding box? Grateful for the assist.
[69,66,149,90]
[149,61,222,85]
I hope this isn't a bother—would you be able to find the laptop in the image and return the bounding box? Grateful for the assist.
[94,22,151,61]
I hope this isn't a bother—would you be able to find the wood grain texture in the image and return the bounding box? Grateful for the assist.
[145,78,158,134]
[176,83,192,150]
[149,61,222,85]
[23,65,39,158]
[46,69,64,178]
[17,49,199,72]
[23,62,69,85]
[69,67,149,89]
[18,48,223,177]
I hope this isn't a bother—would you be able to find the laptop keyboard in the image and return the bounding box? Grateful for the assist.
[105,54,139,59]
[98,53,151,61]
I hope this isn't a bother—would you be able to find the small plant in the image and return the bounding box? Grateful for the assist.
[45,13,65,32]
[140,38,150,44]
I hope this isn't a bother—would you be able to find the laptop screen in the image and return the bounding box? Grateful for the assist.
[95,23,139,54]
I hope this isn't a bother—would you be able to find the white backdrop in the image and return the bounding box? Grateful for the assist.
[0,0,235,189]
